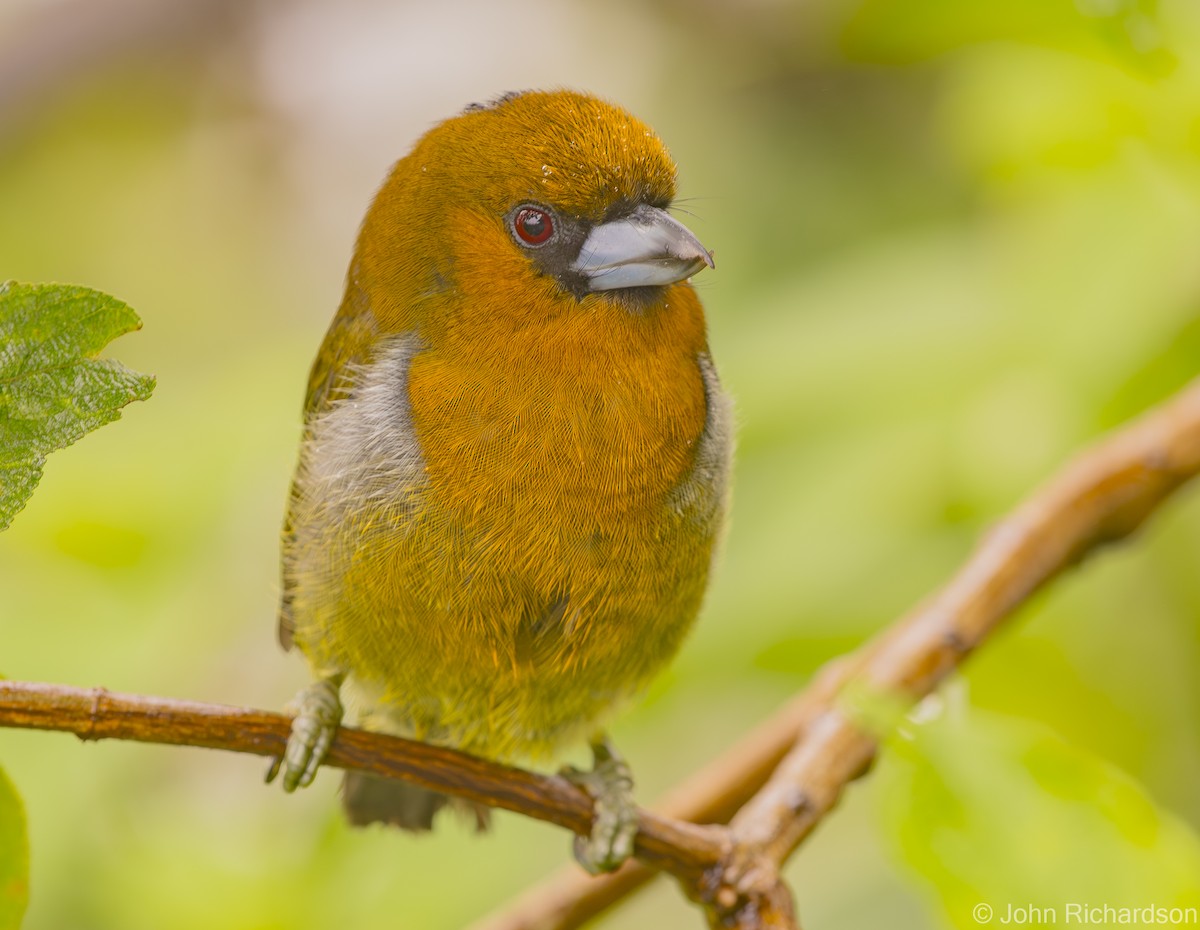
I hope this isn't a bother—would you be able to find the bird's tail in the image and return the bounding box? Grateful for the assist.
[340,771,491,832]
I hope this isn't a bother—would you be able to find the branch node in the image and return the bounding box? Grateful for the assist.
[699,844,798,930]
[84,686,108,742]
[782,787,811,818]
[940,628,969,658]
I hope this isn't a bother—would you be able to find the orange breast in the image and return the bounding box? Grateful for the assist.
[406,282,708,604]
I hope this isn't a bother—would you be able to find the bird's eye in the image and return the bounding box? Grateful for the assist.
[513,206,554,246]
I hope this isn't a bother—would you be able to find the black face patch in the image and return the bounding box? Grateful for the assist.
[505,202,592,296]
[505,201,674,311]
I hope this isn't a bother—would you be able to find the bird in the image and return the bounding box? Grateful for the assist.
[268,88,732,873]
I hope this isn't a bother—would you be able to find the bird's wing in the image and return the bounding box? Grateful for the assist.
[278,285,381,649]
[303,283,380,418]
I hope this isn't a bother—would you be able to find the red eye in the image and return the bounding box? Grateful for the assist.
[513,207,554,245]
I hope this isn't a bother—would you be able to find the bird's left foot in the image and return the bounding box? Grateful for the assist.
[265,675,344,792]
[561,735,637,874]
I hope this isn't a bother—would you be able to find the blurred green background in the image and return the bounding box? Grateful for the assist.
[2,0,1200,927]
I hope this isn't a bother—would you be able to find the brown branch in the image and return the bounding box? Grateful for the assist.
[480,375,1200,930]
[0,682,725,881]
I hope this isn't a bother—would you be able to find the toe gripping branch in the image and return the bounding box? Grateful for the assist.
[266,675,345,792]
[561,735,639,875]
[555,733,801,925]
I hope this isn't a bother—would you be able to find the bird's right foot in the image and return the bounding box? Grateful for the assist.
[561,735,638,874]
[265,676,344,791]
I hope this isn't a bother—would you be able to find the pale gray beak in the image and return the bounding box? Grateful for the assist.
[571,204,714,291]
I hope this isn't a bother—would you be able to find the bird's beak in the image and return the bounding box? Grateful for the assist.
[571,204,714,292]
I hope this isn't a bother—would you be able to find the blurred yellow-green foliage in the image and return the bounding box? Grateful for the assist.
[2,0,1199,927]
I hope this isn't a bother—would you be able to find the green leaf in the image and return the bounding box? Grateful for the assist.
[0,281,154,530]
[0,765,28,930]
[877,701,1200,928]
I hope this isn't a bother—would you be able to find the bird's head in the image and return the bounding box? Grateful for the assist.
[353,90,713,337]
